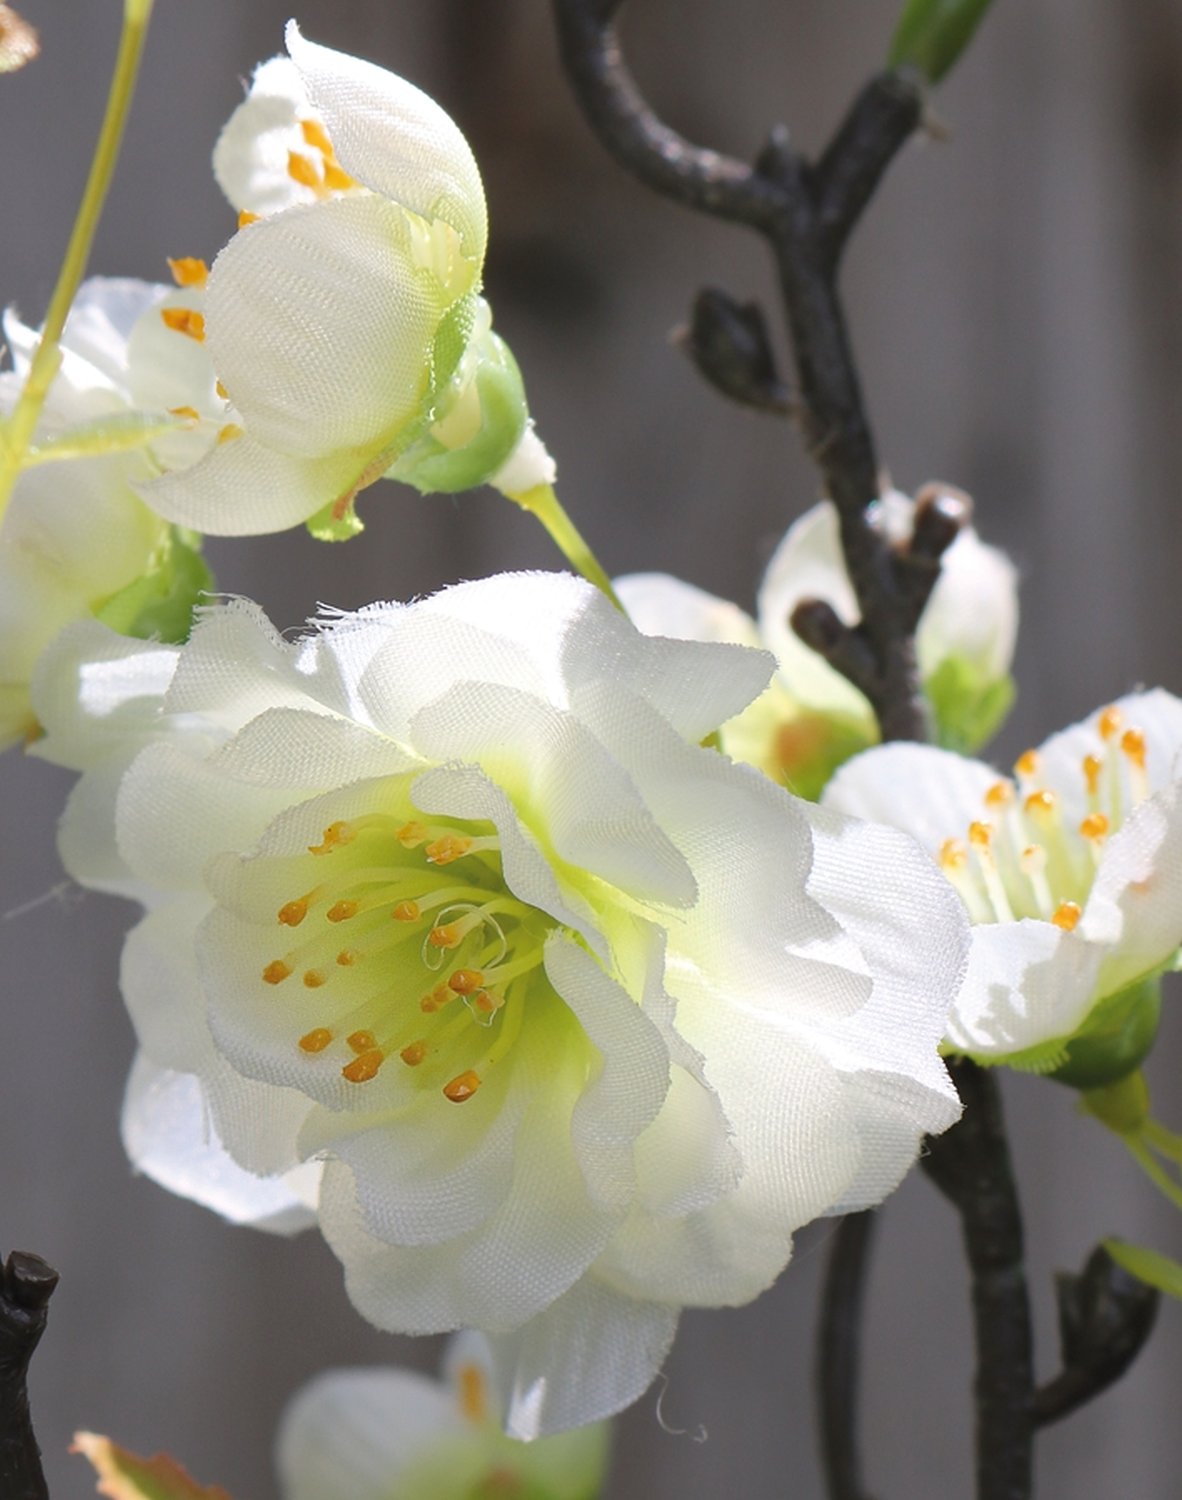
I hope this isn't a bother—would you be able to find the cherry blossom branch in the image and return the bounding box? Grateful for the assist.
[920,1061,1034,1500]
[816,1210,879,1500]
[0,1251,59,1500]
[550,0,933,742]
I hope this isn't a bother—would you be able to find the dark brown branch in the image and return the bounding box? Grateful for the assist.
[551,0,928,741]
[921,1063,1034,1500]
[816,1211,879,1500]
[1032,1245,1159,1428]
[0,1251,59,1500]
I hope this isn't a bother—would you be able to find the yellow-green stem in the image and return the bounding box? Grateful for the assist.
[1126,1137,1182,1213]
[0,0,155,521]
[505,482,624,611]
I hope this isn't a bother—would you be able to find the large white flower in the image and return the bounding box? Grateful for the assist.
[140,24,553,541]
[277,1333,609,1500]
[618,485,1018,798]
[34,572,965,1435]
[0,277,217,749]
[824,692,1182,1082]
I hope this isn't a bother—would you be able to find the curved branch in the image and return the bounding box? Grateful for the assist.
[0,1250,58,1500]
[816,1211,879,1500]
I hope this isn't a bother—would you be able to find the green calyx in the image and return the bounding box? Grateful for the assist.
[924,653,1016,754]
[94,525,213,644]
[1050,976,1163,1092]
[888,0,997,84]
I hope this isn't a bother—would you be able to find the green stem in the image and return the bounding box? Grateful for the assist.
[1125,1138,1182,1213]
[0,0,155,520]
[504,482,624,610]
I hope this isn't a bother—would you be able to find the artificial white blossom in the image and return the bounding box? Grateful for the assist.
[618,484,1018,797]
[824,691,1182,1080]
[34,572,966,1435]
[141,24,554,542]
[277,1333,609,1500]
[0,277,217,749]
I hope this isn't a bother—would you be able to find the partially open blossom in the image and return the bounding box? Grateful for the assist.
[0,278,215,749]
[34,572,965,1435]
[824,691,1182,1082]
[618,484,1018,798]
[278,1333,609,1500]
[141,24,554,542]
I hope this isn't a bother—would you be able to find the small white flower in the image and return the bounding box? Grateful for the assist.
[824,692,1182,1080]
[618,485,1018,796]
[277,1333,610,1500]
[0,278,217,749]
[141,24,553,542]
[34,572,965,1435]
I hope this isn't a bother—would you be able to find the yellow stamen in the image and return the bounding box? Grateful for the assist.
[286,149,321,189]
[474,990,504,1015]
[448,969,484,995]
[342,1049,384,1084]
[302,969,327,988]
[1023,790,1056,819]
[400,1040,427,1067]
[939,837,968,872]
[397,822,427,848]
[262,960,291,985]
[237,210,260,229]
[443,1070,482,1103]
[167,404,199,421]
[278,898,309,927]
[1098,705,1123,742]
[299,1027,332,1054]
[1019,844,1054,919]
[1052,901,1082,932]
[1083,754,1103,798]
[1015,750,1040,781]
[421,983,452,1014]
[299,116,335,155]
[426,834,473,865]
[968,821,993,848]
[215,379,229,400]
[428,922,464,949]
[160,307,205,342]
[308,820,356,856]
[1079,813,1109,843]
[392,900,421,923]
[327,899,359,923]
[1121,727,1147,768]
[166,255,208,288]
[458,1363,488,1424]
[322,159,356,191]
[346,1030,376,1055]
[336,949,359,967]
[985,780,1014,809]
[216,422,243,445]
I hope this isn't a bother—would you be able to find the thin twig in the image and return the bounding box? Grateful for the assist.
[550,0,928,741]
[921,1062,1034,1500]
[0,1250,59,1500]
[816,1211,879,1500]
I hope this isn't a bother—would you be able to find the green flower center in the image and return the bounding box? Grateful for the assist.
[257,794,555,1104]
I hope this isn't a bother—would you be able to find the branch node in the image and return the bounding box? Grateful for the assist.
[678,288,795,415]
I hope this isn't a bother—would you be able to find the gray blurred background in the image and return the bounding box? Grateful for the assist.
[2,1,1181,1495]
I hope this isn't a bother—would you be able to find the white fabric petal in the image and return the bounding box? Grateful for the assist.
[286,22,487,267]
[123,1057,319,1234]
[1086,781,1182,996]
[205,195,440,456]
[822,740,999,856]
[615,571,762,649]
[213,55,327,217]
[210,707,419,788]
[919,526,1018,680]
[485,1276,680,1440]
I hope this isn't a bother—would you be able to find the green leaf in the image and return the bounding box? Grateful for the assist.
[71,1432,233,1500]
[888,0,997,83]
[1103,1239,1182,1300]
[924,655,1015,753]
[94,528,214,644]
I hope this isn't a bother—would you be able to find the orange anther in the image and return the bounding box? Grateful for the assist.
[392,900,421,923]
[1098,706,1123,741]
[336,949,359,967]
[426,835,472,866]
[167,255,208,288]
[939,838,968,872]
[443,1070,482,1103]
[1121,727,1147,769]
[342,1049,384,1084]
[299,116,335,155]
[215,379,229,401]
[396,822,426,848]
[262,960,292,985]
[1051,901,1082,932]
[302,969,327,988]
[474,991,504,1015]
[421,984,451,1014]
[298,1028,332,1054]
[1083,754,1103,796]
[428,923,462,949]
[286,149,321,189]
[237,210,260,229]
[458,1363,488,1423]
[160,307,205,342]
[278,898,308,927]
[399,1041,427,1067]
[1015,750,1040,780]
[327,899,359,923]
[167,405,200,422]
[217,422,243,445]
[1079,813,1110,841]
[968,821,993,848]
[322,160,356,191]
[346,1030,376,1055]
[309,820,354,855]
[1024,790,1056,817]
[985,781,1014,808]
[448,969,485,995]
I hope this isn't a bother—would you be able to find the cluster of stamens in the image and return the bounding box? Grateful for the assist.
[284,115,357,197]
[259,810,546,1104]
[937,704,1150,929]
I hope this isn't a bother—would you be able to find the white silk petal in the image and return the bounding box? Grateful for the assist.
[287,22,487,267]
[919,527,1019,681]
[1087,781,1182,996]
[822,741,999,857]
[615,571,763,648]
[213,55,326,216]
